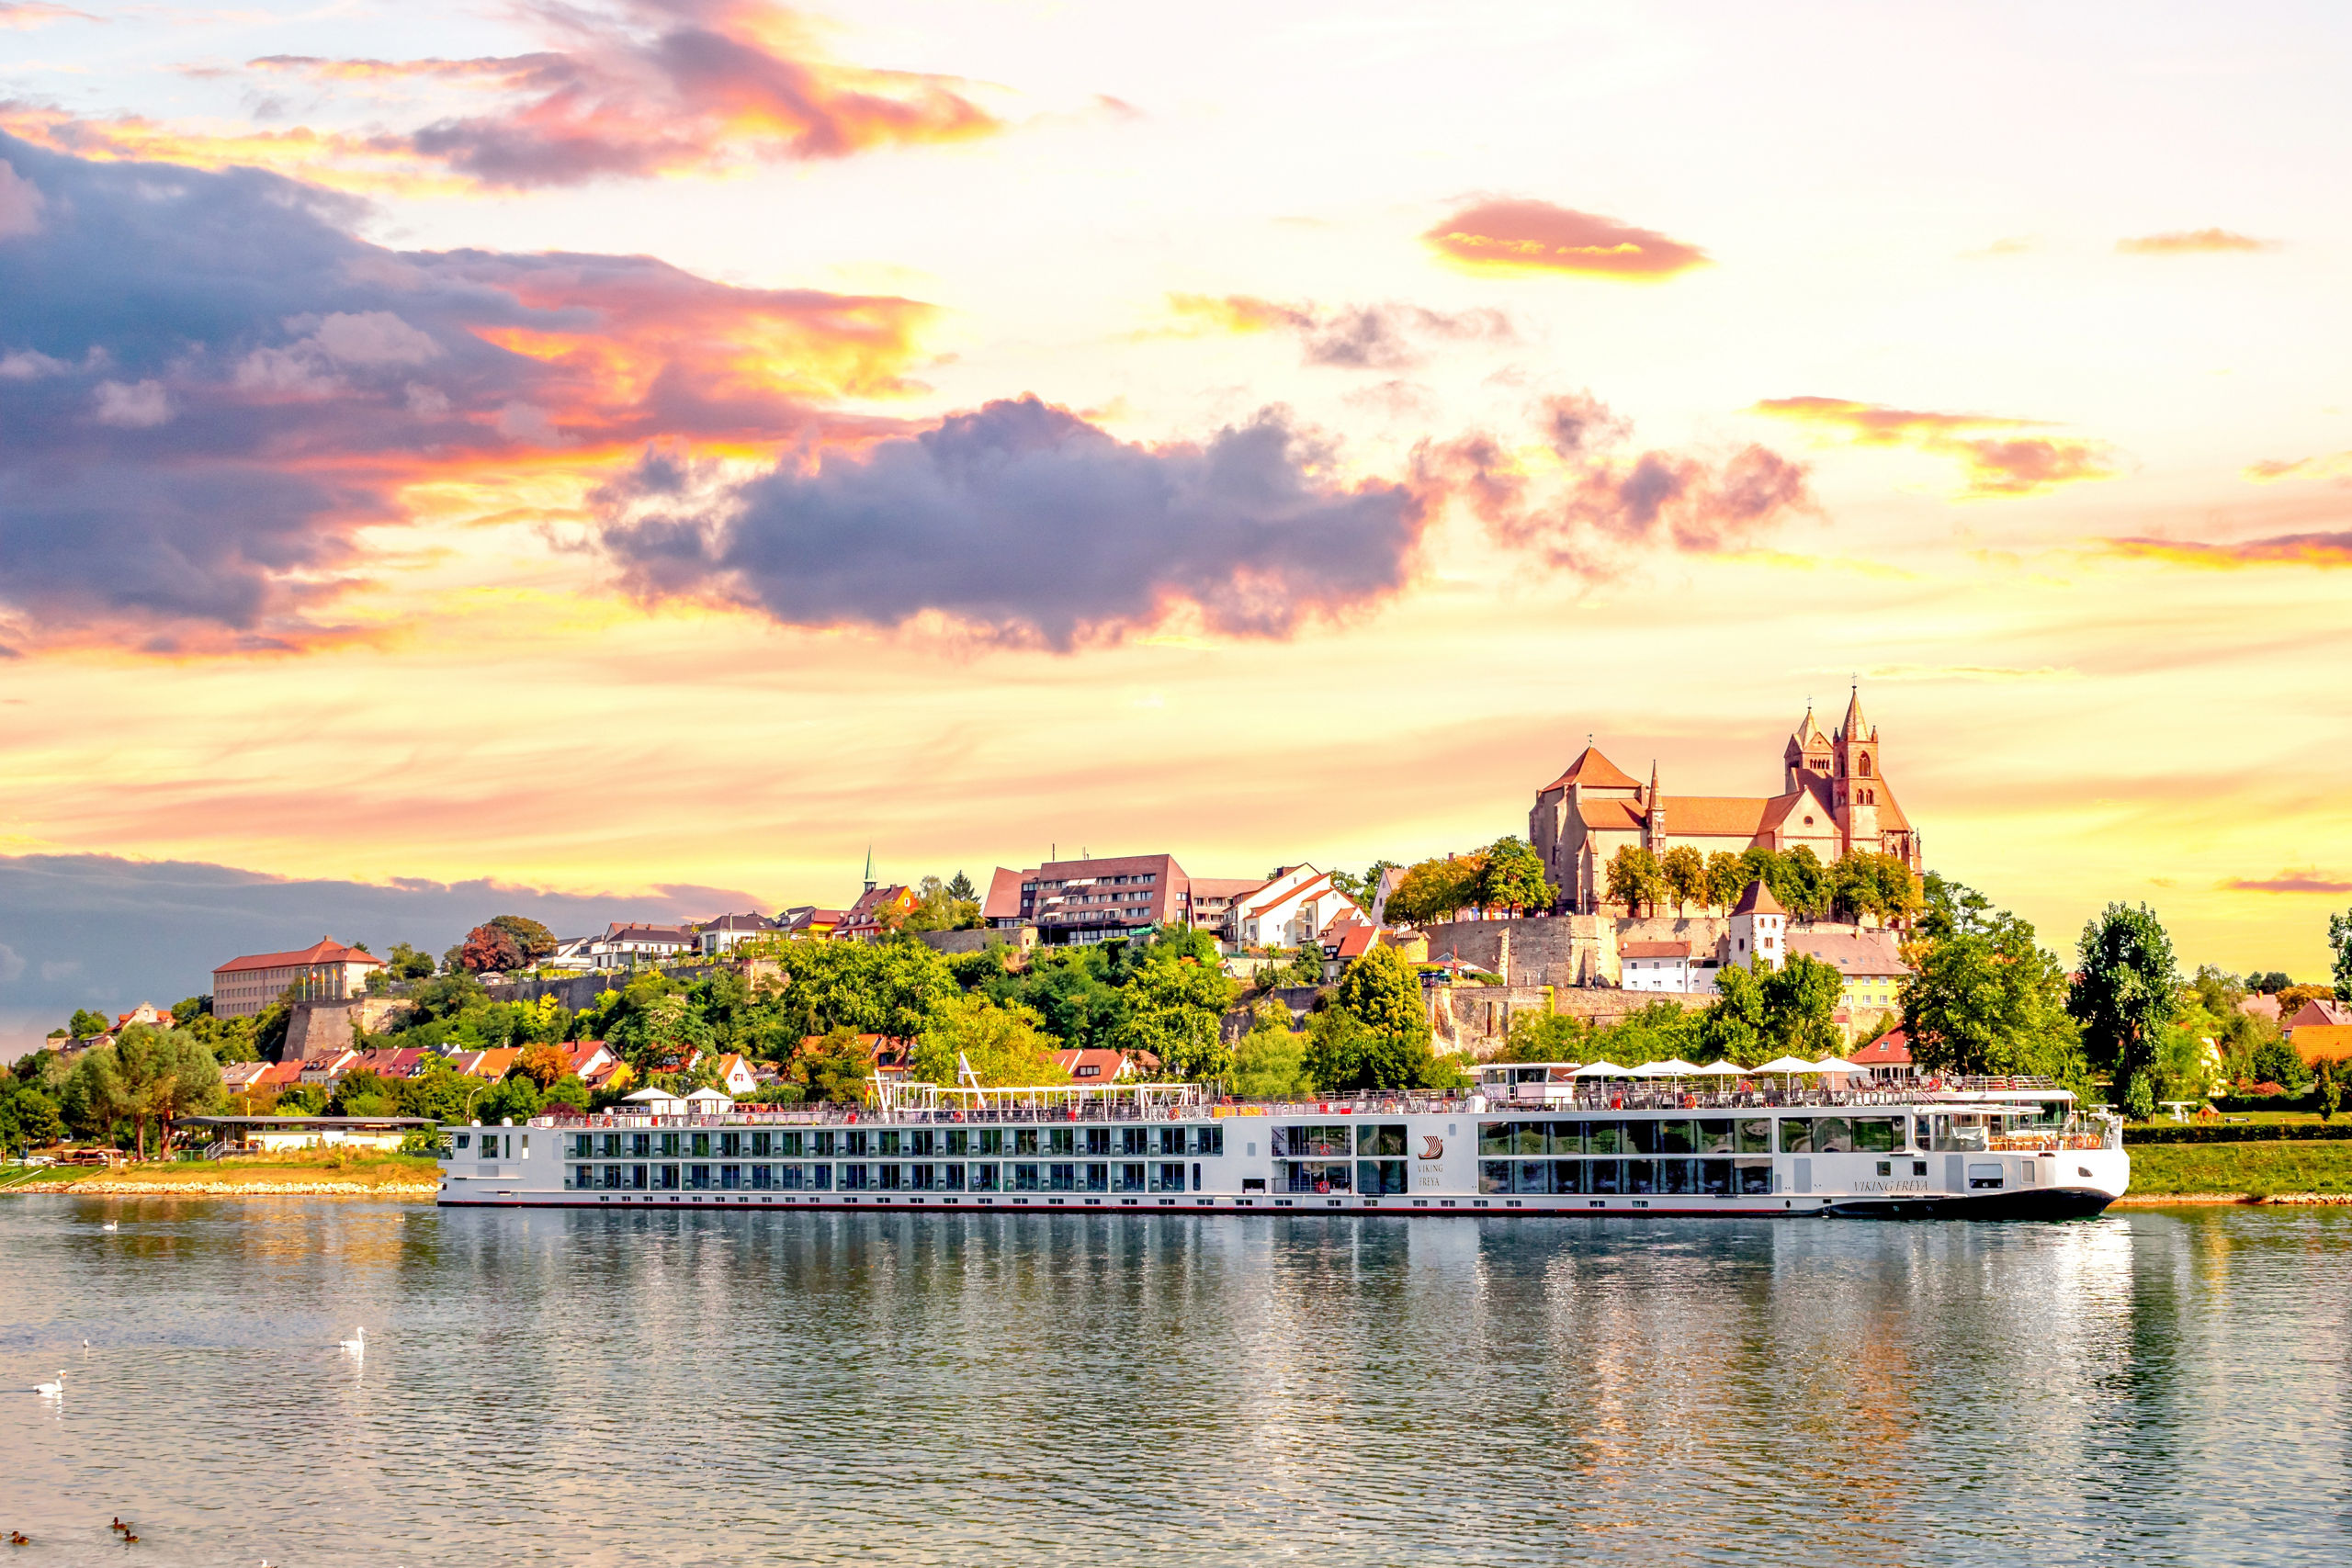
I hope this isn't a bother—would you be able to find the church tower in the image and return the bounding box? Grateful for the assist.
[1833,685,1881,856]
[1783,704,1832,793]
[1645,760,1667,854]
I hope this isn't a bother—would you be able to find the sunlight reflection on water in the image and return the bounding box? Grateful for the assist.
[1,1199,2347,1566]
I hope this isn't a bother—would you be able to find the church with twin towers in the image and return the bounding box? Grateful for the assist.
[1529,688,1924,917]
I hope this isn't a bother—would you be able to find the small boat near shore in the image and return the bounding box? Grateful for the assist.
[435,1064,2127,1219]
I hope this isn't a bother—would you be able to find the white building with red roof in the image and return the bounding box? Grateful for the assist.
[211,936,386,1020]
[1849,1027,1917,1078]
[982,853,1192,943]
[1530,686,1923,915]
[1232,866,1363,949]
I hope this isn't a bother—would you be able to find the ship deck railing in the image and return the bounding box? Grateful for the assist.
[521,1077,2076,1132]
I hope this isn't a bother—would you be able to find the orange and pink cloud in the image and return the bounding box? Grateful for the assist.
[2245,450,2352,483]
[0,131,933,653]
[1422,198,1708,279]
[2220,869,2352,894]
[2116,228,2276,255]
[5,1,1001,193]
[1416,392,1813,573]
[2098,532,2352,570]
[1751,395,2118,498]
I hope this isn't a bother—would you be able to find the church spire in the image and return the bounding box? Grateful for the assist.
[1839,681,1871,742]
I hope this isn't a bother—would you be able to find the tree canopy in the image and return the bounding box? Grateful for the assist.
[2069,902,2177,1120]
[1899,876,2085,1084]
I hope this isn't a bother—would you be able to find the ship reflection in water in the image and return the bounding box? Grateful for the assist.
[1,1200,2344,1565]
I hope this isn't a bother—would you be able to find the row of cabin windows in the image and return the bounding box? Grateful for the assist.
[567,1126,1224,1161]
[1271,1160,1411,1194]
[1271,1123,1411,1157]
[1477,1117,1909,1156]
[563,1162,1206,1193]
[1480,1159,1778,1197]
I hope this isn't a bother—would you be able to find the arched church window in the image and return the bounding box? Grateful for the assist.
[1859,754,1872,776]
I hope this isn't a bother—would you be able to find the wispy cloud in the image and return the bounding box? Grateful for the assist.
[2098,532,2352,570]
[0,3,95,29]
[1422,198,1707,280]
[2220,869,2352,894]
[3,1,1001,193]
[1153,293,1513,368]
[2245,450,2352,484]
[1415,392,1814,575]
[1751,395,2119,498]
[2116,228,2277,255]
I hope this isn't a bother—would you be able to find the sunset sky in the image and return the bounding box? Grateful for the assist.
[3,0,2348,1043]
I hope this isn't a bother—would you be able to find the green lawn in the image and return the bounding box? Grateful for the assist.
[2127,1140,2352,1198]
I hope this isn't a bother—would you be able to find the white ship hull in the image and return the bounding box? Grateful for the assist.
[437,1090,2128,1221]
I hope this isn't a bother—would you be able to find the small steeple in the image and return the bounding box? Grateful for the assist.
[862,845,876,895]
[1647,758,1660,807]
[1839,681,1871,742]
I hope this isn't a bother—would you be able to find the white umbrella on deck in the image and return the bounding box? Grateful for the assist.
[1753,1055,1818,1074]
[1695,1061,1748,1077]
[1572,1061,1633,1077]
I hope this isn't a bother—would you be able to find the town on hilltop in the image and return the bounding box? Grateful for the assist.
[5,687,2348,1163]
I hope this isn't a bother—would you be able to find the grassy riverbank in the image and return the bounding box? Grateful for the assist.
[1,1150,439,1196]
[2121,1140,2352,1201]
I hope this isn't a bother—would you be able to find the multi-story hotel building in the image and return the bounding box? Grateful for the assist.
[211,936,386,1020]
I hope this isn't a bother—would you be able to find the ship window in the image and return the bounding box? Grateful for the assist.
[718,1133,741,1158]
[659,1133,680,1157]
[1587,1121,1628,1156]
[1084,1163,1109,1193]
[1355,1123,1408,1156]
[1049,1163,1077,1192]
[1588,1160,1623,1195]
[1117,1162,1148,1192]
[1811,1116,1853,1154]
[720,1164,741,1190]
[691,1133,711,1158]
[1552,1160,1586,1195]
[1479,1161,1511,1195]
[1192,1126,1224,1157]
[1478,1122,1513,1156]
[1778,1119,1813,1155]
[877,1130,901,1158]
[1700,1160,1733,1197]
[1013,1128,1040,1156]
[1852,1118,1899,1154]
[838,1164,870,1190]
[1358,1159,1408,1195]
[1084,1128,1112,1156]
[1046,1129,1076,1156]
[1699,1119,1735,1155]
[1012,1163,1040,1191]
[1121,1127,1149,1156]
[1152,1162,1187,1192]
[978,1129,1006,1156]
[969,1163,1000,1192]
[1551,1121,1587,1155]
[1736,1160,1772,1195]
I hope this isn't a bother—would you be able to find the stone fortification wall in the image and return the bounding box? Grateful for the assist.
[1417,915,1617,987]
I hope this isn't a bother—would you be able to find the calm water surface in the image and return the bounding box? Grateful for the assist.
[1,1198,2347,1565]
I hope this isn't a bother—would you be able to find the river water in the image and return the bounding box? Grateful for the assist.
[0,1198,2346,1565]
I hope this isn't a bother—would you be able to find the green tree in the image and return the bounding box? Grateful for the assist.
[1774,847,1832,920]
[2319,1062,2341,1122]
[913,993,1069,1088]
[1830,851,1920,926]
[6,1088,63,1150]
[1659,845,1706,918]
[114,1027,225,1156]
[385,942,437,980]
[328,1067,401,1117]
[2330,908,2352,1002]
[945,870,978,903]
[1604,845,1664,917]
[1227,1003,1314,1099]
[1114,946,1237,1081]
[1331,861,1401,910]
[903,875,984,933]
[400,1060,476,1124]
[1757,953,1844,1057]
[1899,884,2084,1083]
[1477,836,1555,916]
[1385,856,1480,926]
[474,1073,542,1124]
[488,915,559,964]
[2070,903,2177,1118]
[1702,851,1748,913]
[791,1026,877,1106]
[542,1074,592,1112]
[1282,943,1327,988]
[68,1009,108,1041]
[1697,964,1770,1064]
[1334,943,1426,1036]
[62,1045,130,1145]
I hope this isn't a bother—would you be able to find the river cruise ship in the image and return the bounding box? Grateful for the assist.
[435,1063,2127,1220]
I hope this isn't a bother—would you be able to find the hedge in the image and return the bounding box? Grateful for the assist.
[2125,1122,2352,1145]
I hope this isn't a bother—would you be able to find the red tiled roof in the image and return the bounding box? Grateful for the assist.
[1542,745,1642,795]
[214,937,383,975]
[1655,795,1773,838]
[1052,1048,1129,1080]
[1622,941,1691,959]
[1850,1029,1912,1065]
[982,866,1026,919]
[1730,880,1784,917]
[1577,799,1646,831]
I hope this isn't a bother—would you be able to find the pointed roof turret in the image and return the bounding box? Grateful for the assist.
[1730,878,1785,917]
[1542,745,1642,794]
[1785,702,1828,761]
[1837,683,1871,742]
[1647,759,1660,810]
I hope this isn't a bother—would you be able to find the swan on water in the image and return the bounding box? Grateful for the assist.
[339,1327,365,1353]
[102,1221,118,1232]
[32,1371,64,1396]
